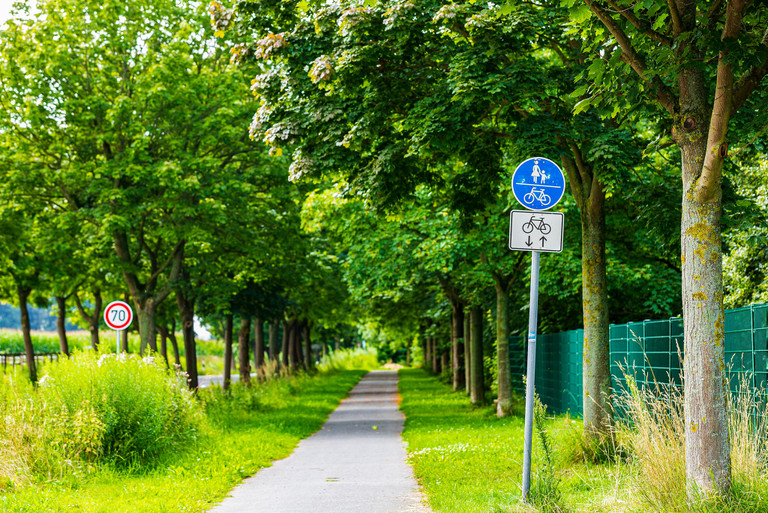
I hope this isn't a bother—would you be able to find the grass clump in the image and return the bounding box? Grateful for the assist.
[528,396,568,513]
[616,370,768,512]
[0,351,202,489]
[39,352,202,468]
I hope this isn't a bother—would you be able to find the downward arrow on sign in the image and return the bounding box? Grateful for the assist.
[526,236,533,247]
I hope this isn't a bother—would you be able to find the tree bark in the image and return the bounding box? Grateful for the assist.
[55,296,70,357]
[432,338,441,374]
[681,137,730,494]
[464,312,471,394]
[238,316,252,386]
[303,321,313,370]
[178,294,197,390]
[561,148,612,437]
[440,352,449,376]
[168,318,181,366]
[287,319,300,370]
[495,282,512,417]
[470,306,485,405]
[137,298,159,355]
[281,320,290,369]
[158,324,170,367]
[268,319,279,367]
[18,286,37,384]
[253,317,265,378]
[120,329,129,353]
[452,306,465,391]
[75,289,101,351]
[223,314,234,391]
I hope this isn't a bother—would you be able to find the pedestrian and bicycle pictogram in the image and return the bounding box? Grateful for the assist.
[511,157,566,211]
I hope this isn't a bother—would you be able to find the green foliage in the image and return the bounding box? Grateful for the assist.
[37,352,202,468]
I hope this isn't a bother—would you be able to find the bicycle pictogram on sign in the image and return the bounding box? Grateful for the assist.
[522,215,551,235]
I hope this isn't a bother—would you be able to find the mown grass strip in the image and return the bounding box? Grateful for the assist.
[0,369,366,513]
[398,368,634,513]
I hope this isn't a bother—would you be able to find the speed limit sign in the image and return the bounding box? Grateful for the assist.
[104,300,133,331]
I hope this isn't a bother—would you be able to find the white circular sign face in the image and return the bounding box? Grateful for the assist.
[104,301,133,331]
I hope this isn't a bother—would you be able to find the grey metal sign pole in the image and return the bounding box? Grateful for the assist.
[509,156,565,502]
[521,250,541,500]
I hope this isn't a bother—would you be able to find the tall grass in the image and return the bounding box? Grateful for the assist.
[317,347,379,372]
[616,369,768,512]
[0,351,203,489]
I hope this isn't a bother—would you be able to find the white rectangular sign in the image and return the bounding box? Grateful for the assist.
[508,210,564,253]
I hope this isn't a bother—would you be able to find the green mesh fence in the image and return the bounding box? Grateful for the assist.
[530,302,768,416]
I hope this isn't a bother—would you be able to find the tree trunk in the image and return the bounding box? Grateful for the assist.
[158,324,170,367]
[18,286,37,384]
[253,317,265,378]
[287,320,300,370]
[169,318,181,366]
[74,289,102,351]
[440,352,449,375]
[581,184,611,437]
[681,139,730,494]
[303,322,313,370]
[495,282,512,417]
[561,149,613,437]
[178,295,197,390]
[452,305,465,391]
[433,339,441,374]
[238,316,252,386]
[470,306,485,405]
[223,314,234,391]
[295,320,304,367]
[55,296,70,357]
[281,320,290,369]
[464,312,471,394]
[424,336,432,372]
[121,329,129,353]
[137,298,159,355]
[268,319,279,367]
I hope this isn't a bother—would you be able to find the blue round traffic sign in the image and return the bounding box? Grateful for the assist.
[512,157,566,211]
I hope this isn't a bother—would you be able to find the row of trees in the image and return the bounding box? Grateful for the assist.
[221,0,768,500]
[1,0,766,501]
[0,0,356,388]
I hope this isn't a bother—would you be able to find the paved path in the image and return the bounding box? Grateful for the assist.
[208,370,429,513]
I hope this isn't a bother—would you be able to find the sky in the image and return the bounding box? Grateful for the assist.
[1,0,16,22]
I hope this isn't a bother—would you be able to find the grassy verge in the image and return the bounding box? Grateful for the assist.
[398,368,634,513]
[0,368,367,512]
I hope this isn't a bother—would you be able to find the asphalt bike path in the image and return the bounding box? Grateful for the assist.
[208,369,430,513]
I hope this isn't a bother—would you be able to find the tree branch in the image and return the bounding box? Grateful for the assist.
[605,0,674,46]
[585,0,678,114]
[732,24,768,111]
[699,0,748,201]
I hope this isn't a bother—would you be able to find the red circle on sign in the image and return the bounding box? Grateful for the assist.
[104,301,133,331]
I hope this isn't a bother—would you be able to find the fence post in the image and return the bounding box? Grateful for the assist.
[752,304,756,392]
